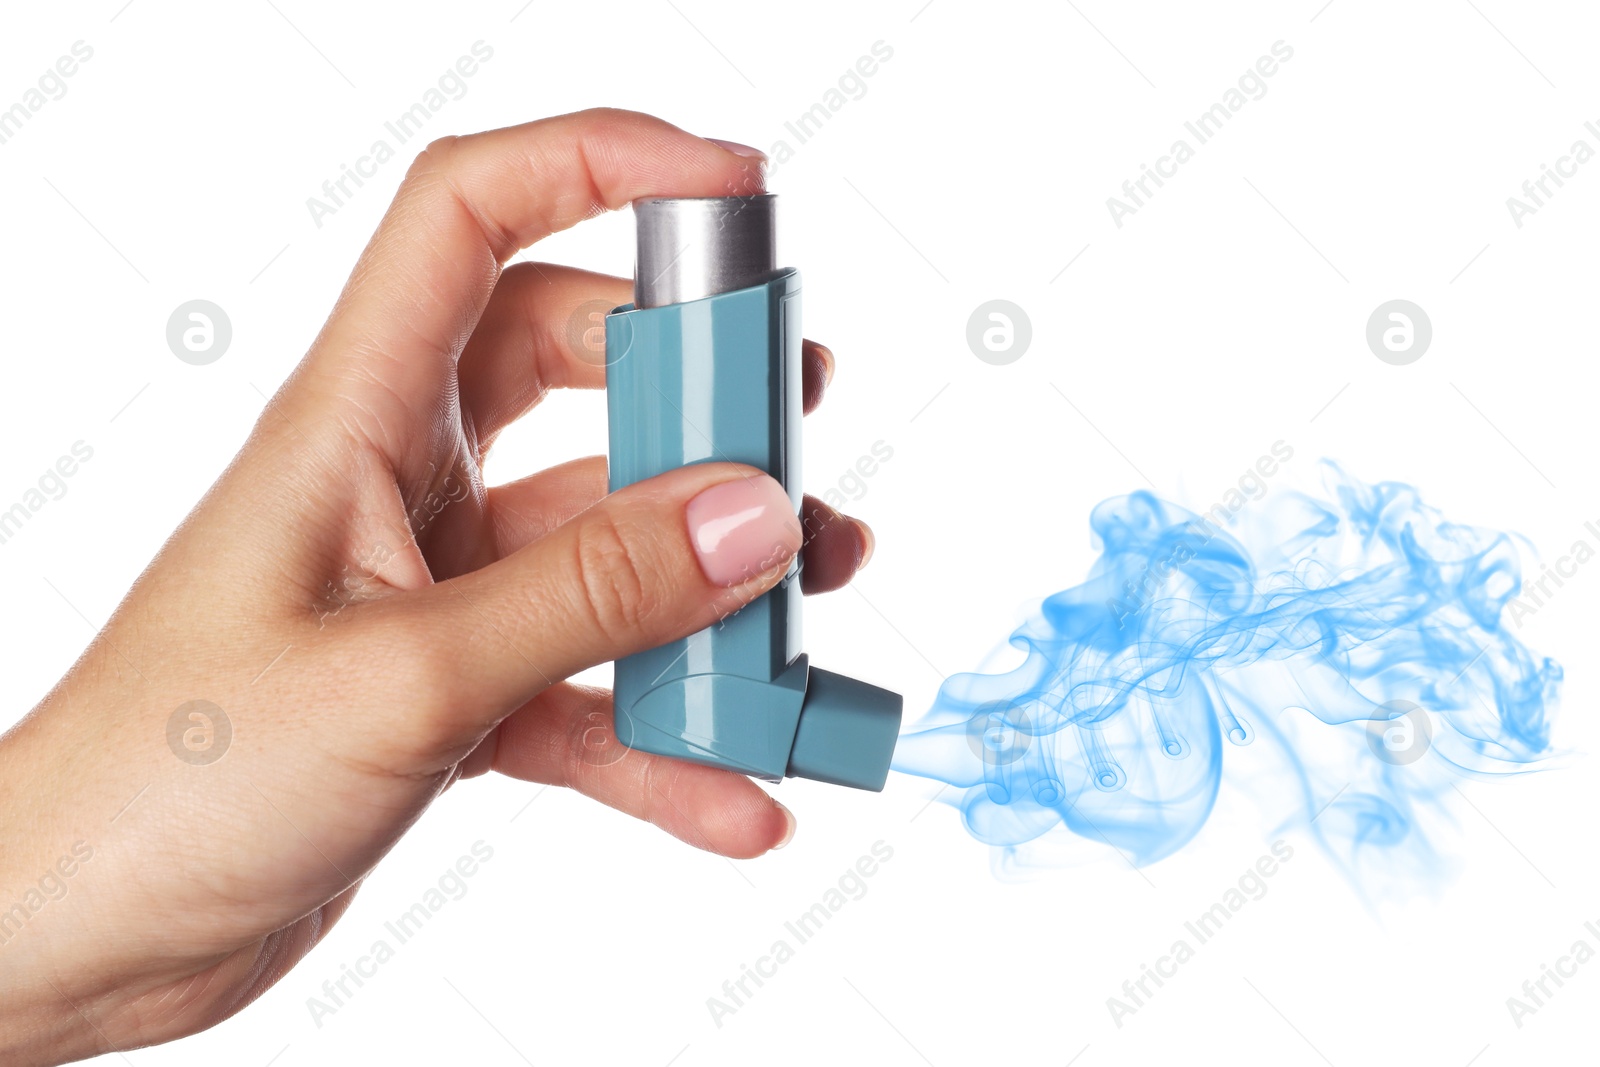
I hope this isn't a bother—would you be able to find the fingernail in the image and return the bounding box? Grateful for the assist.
[772,800,796,849]
[854,518,875,569]
[686,476,801,587]
[705,137,766,160]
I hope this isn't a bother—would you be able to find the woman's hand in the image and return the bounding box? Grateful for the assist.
[0,108,873,1064]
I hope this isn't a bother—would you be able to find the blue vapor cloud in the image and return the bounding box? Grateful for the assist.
[892,462,1562,885]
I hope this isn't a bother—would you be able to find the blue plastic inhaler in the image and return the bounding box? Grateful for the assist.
[604,194,902,791]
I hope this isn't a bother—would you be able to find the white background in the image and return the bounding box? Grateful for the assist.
[2,1,1598,1064]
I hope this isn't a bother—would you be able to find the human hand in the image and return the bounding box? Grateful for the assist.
[0,108,873,1063]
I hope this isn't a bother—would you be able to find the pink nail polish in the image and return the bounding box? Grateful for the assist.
[705,137,766,159]
[686,476,800,586]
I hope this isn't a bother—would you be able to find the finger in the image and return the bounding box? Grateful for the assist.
[385,463,802,729]
[801,340,834,416]
[481,465,874,596]
[428,317,836,581]
[799,494,875,595]
[485,455,609,556]
[457,264,627,448]
[457,265,836,443]
[478,683,793,858]
[293,108,767,463]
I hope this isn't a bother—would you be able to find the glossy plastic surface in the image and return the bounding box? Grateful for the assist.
[605,269,901,790]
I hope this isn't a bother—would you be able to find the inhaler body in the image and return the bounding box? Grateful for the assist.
[604,195,900,791]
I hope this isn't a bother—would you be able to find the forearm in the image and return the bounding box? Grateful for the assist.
[0,722,97,1067]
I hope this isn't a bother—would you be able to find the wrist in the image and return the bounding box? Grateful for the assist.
[0,995,96,1067]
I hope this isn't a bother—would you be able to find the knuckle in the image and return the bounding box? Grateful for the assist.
[407,134,516,256]
[579,106,634,130]
[412,134,463,176]
[572,514,661,640]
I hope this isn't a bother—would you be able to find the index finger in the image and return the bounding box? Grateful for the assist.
[293,109,767,453]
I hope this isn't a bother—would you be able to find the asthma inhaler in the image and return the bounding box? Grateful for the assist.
[604,194,902,791]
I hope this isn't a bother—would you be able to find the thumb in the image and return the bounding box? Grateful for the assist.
[393,463,801,738]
